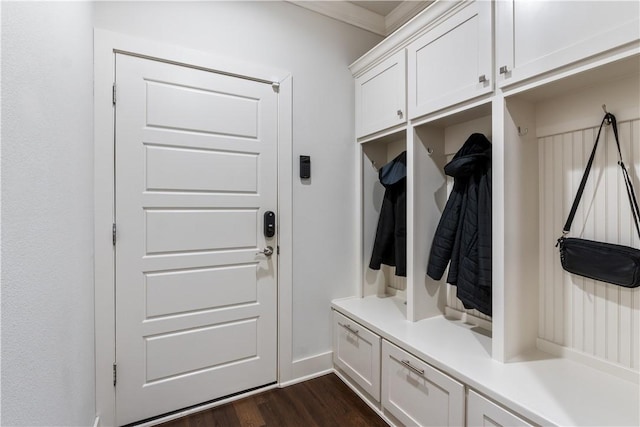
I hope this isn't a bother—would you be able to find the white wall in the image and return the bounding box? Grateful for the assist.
[1,4,379,425]
[1,2,96,426]
[93,1,382,363]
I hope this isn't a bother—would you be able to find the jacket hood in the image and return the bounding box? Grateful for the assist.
[379,151,407,186]
[444,134,491,178]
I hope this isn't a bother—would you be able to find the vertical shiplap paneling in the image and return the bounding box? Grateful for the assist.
[543,136,555,341]
[582,127,597,356]
[593,125,608,360]
[563,132,574,347]
[538,137,547,338]
[632,119,640,370]
[539,119,640,371]
[538,122,640,368]
[605,124,620,363]
[571,130,585,352]
[618,120,632,368]
[553,134,565,344]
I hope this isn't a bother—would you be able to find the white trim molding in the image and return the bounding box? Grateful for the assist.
[385,1,432,35]
[94,29,293,426]
[288,1,432,37]
[289,1,386,35]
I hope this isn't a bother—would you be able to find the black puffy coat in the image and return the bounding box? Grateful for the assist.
[427,134,492,316]
[369,151,406,277]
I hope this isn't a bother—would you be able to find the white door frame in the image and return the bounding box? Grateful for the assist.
[94,29,293,427]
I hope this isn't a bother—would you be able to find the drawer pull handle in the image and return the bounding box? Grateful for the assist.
[478,74,487,83]
[499,65,509,75]
[401,359,424,375]
[397,109,403,118]
[339,322,359,335]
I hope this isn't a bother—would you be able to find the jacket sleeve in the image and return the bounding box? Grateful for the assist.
[477,169,492,288]
[427,186,463,280]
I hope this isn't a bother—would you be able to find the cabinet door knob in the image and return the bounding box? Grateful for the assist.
[397,109,403,118]
[478,74,487,83]
[499,65,509,75]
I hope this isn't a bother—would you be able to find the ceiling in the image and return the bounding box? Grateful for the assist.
[351,1,405,16]
[289,1,432,36]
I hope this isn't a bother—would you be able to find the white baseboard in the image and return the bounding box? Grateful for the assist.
[93,416,100,427]
[284,350,333,385]
[536,338,639,384]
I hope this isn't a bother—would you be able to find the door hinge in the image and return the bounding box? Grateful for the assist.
[112,223,117,246]
[112,83,116,105]
[271,82,280,93]
[113,363,117,386]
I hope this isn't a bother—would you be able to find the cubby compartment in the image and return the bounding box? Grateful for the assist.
[410,102,493,328]
[494,55,640,376]
[360,130,408,303]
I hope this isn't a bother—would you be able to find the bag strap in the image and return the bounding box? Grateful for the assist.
[562,112,640,241]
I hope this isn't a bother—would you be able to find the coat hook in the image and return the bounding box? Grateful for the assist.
[602,104,612,125]
[517,126,528,136]
[427,147,434,156]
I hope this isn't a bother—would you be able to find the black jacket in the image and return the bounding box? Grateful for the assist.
[427,134,492,316]
[369,151,407,277]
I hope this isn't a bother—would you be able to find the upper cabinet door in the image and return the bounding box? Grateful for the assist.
[407,1,492,120]
[496,0,640,88]
[355,50,406,138]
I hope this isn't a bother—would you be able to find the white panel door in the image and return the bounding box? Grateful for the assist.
[114,53,278,426]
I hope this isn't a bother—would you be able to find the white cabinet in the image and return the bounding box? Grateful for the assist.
[495,0,640,88]
[467,390,533,427]
[382,341,464,427]
[332,311,381,401]
[407,0,492,119]
[355,50,406,138]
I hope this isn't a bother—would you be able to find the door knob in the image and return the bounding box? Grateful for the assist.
[257,246,274,257]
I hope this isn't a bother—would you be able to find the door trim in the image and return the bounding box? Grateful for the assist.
[94,29,293,427]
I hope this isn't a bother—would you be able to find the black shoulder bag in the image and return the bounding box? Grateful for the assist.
[557,112,640,288]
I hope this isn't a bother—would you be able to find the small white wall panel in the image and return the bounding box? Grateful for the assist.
[538,119,640,370]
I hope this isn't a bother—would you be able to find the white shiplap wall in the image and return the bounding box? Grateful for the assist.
[539,119,640,371]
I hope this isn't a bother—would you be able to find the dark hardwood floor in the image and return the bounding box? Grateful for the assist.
[156,373,388,427]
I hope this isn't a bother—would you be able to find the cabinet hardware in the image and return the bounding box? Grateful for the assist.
[478,74,487,83]
[339,322,359,334]
[401,359,425,375]
[499,65,509,75]
[397,109,403,118]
